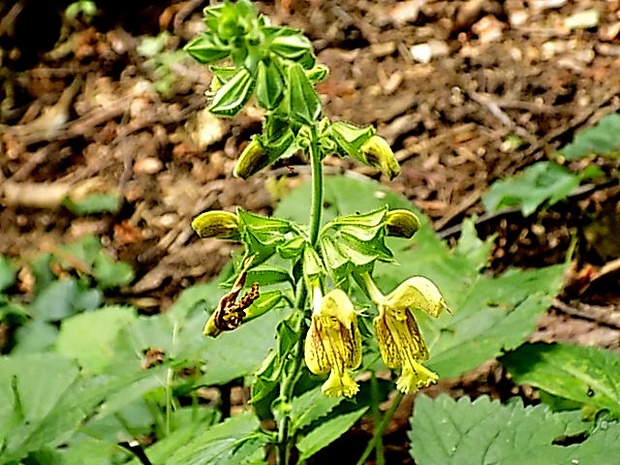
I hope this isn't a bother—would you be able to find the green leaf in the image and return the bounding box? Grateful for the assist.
[0,255,16,292]
[12,320,59,354]
[561,112,620,160]
[409,394,618,465]
[297,407,368,461]
[290,386,345,433]
[287,63,321,125]
[56,306,137,375]
[31,278,101,321]
[255,60,284,110]
[62,193,121,215]
[222,265,292,288]
[501,342,620,417]
[185,35,230,64]
[209,67,255,117]
[329,121,375,159]
[0,353,150,463]
[163,413,266,465]
[482,161,581,216]
[267,26,313,61]
[426,265,567,378]
[92,253,134,289]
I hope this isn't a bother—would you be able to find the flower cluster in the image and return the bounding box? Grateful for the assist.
[304,273,446,397]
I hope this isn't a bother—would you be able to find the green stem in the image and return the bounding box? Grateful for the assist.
[355,391,404,465]
[370,373,385,465]
[277,125,323,465]
[308,126,323,246]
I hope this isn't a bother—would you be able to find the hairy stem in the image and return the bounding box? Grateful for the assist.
[277,126,322,465]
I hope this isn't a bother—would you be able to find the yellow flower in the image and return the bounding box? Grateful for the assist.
[304,288,362,397]
[362,274,446,394]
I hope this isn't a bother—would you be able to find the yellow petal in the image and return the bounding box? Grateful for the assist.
[395,361,438,394]
[322,370,359,398]
[359,135,400,180]
[191,210,240,240]
[374,307,429,369]
[386,276,446,318]
[304,315,331,375]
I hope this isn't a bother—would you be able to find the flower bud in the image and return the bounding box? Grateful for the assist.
[233,138,269,179]
[359,135,400,180]
[191,210,240,240]
[385,209,421,239]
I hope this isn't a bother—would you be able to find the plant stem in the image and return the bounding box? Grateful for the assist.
[276,125,323,465]
[355,391,404,465]
[308,125,323,247]
[370,373,385,465]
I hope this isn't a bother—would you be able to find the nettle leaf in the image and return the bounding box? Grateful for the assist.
[297,407,368,461]
[290,386,345,433]
[482,161,581,216]
[561,112,620,160]
[409,394,620,465]
[501,342,620,417]
[56,305,137,375]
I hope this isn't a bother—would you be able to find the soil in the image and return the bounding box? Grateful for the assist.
[1,1,620,464]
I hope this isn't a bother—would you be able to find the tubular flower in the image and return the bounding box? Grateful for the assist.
[304,288,362,397]
[362,273,446,394]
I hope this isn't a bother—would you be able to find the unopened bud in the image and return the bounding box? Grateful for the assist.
[386,209,421,239]
[233,138,269,179]
[359,136,400,180]
[191,210,240,240]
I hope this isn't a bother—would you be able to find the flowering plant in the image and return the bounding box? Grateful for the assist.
[186,1,447,462]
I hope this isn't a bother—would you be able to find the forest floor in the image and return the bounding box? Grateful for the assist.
[1,1,620,463]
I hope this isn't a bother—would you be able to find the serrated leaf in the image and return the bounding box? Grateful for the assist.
[561,112,620,160]
[482,162,581,216]
[56,306,137,375]
[297,407,368,461]
[290,386,344,433]
[501,342,620,417]
[409,394,613,465]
